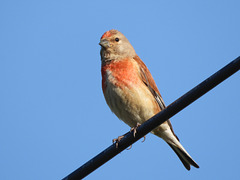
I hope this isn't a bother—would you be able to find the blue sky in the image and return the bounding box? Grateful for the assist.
[1,1,240,179]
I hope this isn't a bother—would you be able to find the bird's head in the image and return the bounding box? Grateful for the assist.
[99,30,136,63]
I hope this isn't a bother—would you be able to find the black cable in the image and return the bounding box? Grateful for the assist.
[62,56,240,180]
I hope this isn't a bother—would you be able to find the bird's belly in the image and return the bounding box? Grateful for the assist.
[104,81,158,128]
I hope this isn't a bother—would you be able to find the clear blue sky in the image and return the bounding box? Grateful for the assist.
[1,1,240,179]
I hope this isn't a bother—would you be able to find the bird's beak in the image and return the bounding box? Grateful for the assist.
[99,39,110,48]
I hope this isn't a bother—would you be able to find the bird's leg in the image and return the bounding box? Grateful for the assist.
[142,135,146,142]
[112,132,128,148]
[112,123,146,149]
[112,135,124,148]
[126,145,132,150]
[130,123,141,137]
[130,123,146,142]
[113,135,133,149]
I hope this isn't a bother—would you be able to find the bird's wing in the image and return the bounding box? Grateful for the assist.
[133,56,200,170]
[133,55,179,140]
[133,55,165,109]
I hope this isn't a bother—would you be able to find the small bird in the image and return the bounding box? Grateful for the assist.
[99,29,199,170]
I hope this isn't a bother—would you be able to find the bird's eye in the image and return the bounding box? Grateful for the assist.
[115,37,120,42]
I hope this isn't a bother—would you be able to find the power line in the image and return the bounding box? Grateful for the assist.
[62,56,240,180]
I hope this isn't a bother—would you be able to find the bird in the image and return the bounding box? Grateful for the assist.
[99,29,199,170]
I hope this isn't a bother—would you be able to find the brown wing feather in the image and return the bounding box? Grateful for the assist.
[133,55,179,140]
[133,56,162,96]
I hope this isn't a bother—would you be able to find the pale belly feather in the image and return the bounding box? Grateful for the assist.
[104,75,158,128]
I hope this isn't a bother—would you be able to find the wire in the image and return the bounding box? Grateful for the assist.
[62,56,240,180]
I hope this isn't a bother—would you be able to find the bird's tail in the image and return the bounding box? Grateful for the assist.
[154,127,199,170]
[167,141,199,170]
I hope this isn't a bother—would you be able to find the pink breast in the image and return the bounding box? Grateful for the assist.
[101,59,140,92]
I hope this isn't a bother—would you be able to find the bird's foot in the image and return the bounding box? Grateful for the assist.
[130,123,141,137]
[112,123,146,149]
[112,135,125,148]
[130,123,146,142]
